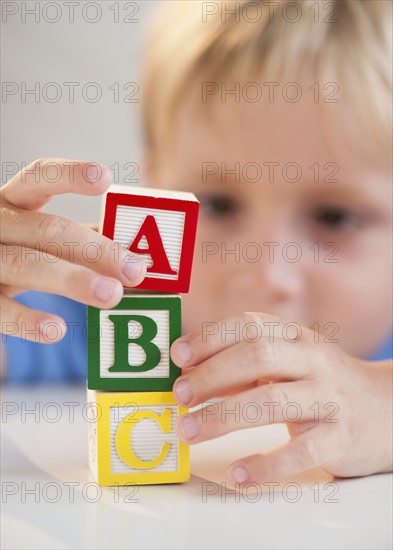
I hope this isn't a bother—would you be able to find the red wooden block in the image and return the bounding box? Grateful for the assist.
[101,185,199,293]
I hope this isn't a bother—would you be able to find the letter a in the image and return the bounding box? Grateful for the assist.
[128,215,177,275]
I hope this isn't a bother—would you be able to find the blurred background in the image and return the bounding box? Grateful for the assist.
[1,0,159,223]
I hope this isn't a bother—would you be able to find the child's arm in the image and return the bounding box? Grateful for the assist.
[171,313,393,482]
[0,159,146,344]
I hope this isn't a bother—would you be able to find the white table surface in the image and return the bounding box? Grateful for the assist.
[1,387,392,550]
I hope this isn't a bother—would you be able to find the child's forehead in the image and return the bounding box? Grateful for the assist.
[170,94,384,173]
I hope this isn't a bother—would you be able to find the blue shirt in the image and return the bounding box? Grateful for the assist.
[3,292,87,384]
[2,292,392,384]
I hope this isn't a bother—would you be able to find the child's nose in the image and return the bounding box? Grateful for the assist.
[235,226,307,318]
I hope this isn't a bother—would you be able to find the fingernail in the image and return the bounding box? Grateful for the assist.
[174,378,193,405]
[85,165,112,185]
[93,277,120,302]
[179,415,200,441]
[175,341,192,364]
[228,465,249,484]
[85,164,101,183]
[122,253,146,282]
[101,167,113,185]
[40,319,64,342]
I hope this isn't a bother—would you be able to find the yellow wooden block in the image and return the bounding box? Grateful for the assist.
[87,388,190,486]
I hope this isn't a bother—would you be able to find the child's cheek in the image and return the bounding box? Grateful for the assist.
[307,260,392,357]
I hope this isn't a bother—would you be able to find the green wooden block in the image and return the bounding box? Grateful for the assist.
[87,294,181,391]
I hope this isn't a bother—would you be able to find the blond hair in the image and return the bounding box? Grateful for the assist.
[141,0,392,160]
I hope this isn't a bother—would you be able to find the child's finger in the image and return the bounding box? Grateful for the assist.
[1,206,146,286]
[173,338,309,407]
[227,425,333,484]
[0,243,123,310]
[171,312,291,368]
[1,158,112,211]
[0,294,67,343]
[175,381,317,444]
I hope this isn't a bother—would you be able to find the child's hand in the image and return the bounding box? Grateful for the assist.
[0,158,146,342]
[171,313,393,483]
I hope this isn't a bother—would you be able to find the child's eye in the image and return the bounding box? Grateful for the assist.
[198,194,241,219]
[313,206,360,232]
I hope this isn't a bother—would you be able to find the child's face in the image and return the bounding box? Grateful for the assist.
[147,92,392,358]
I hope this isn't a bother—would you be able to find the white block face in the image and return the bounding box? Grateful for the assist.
[113,205,186,280]
[99,309,170,379]
[110,405,179,474]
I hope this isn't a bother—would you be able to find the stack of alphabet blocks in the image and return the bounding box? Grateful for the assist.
[87,184,199,485]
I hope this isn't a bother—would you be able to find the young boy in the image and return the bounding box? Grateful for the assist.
[1,1,392,484]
